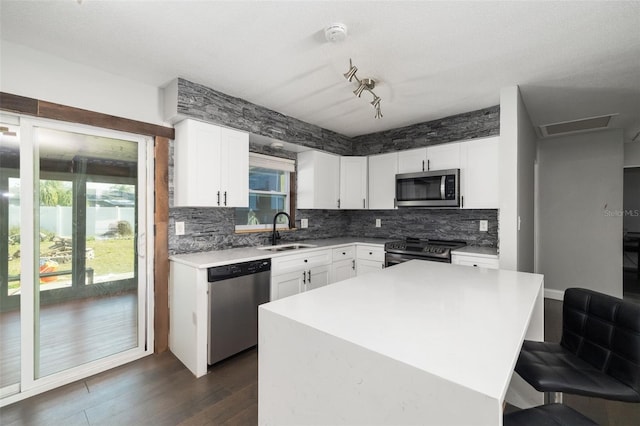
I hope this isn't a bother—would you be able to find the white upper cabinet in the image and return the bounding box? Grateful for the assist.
[397,147,427,173]
[368,152,398,209]
[174,119,249,207]
[459,136,499,209]
[339,156,368,209]
[397,143,461,173]
[426,143,461,171]
[297,150,340,209]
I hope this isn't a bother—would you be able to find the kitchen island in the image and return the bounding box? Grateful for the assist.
[258,260,544,425]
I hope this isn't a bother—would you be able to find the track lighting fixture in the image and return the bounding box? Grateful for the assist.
[343,59,383,119]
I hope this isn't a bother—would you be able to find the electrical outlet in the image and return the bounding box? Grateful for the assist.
[301,218,308,229]
[375,219,381,228]
[479,220,488,232]
[175,221,185,235]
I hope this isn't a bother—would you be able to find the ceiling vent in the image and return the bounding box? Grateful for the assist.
[539,114,617,137]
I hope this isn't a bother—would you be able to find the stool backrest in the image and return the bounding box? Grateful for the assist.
[561,288,640,396]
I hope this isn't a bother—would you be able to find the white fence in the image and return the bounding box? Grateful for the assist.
[8,205,135,238]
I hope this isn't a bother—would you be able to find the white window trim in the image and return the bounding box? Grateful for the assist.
[235,153,294,231]
[249,152,295,172]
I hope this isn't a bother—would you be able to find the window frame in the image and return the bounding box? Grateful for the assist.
[235,153,296,233]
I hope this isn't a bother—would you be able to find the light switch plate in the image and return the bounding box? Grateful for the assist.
[479,220,488,232]
[375,219,381,228]
[301,218,308,229]
[175,221,185,235]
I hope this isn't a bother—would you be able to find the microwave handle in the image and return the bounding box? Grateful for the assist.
[440,175,446,200]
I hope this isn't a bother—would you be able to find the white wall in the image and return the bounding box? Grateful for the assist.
[625,142,640,167]
[499,86,537,272]
[537,129,624,298]
[0,41,165,126]
[516,92,537,273]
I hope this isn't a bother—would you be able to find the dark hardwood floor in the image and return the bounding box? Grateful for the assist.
[0,348,257,426]
[2,299,638,425]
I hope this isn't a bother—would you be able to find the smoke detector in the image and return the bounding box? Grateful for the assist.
[325,23,348,42]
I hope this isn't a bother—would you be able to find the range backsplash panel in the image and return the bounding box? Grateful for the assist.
[344,209,498,246]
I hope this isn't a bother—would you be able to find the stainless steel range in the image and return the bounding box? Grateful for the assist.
[384,238,467,267]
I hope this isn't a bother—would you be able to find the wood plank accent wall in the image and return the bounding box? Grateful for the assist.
[0,92,174,139]
[154,137,170,353]
[1,91,174,353]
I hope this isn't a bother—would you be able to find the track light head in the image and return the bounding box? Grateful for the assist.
[344,65,358,82]
[340,59,383,119]
[353,82,367,97]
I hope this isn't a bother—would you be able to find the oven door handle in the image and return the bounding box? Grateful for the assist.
[440,175,446,200]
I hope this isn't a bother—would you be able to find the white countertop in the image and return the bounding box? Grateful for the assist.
[452,246,499,258]
[260,260,543,401]
[169,237,392,268]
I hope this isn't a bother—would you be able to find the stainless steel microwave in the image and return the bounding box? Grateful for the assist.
[395,168,460,208]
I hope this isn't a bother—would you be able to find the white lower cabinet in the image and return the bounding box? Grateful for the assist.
[451,253,499,269]
[356,245,385,276]
[272,244,389,299]
[270,249,332,300]
[357,259,385,275]
[305,265,331,291]
[271,270,304,300]
[330,246,356,283]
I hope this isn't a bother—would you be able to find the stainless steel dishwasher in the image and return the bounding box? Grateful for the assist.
[207,258,271,365]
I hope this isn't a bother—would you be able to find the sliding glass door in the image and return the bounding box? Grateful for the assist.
[0,118,21,398]
[0,114,153,402]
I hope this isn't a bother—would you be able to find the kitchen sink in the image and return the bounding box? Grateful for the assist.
[257,243,317,252]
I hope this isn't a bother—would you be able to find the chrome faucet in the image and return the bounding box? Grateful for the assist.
[272,212,292,245]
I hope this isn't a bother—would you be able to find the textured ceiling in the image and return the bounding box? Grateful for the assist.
[1,1,639,141]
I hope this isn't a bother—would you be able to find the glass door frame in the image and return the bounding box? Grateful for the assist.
[1,114,154,405]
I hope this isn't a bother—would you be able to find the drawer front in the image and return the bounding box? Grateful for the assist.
[272,249,332,275]
[452,254,499,270]
[332,245,355,260]
[356,245,385,262]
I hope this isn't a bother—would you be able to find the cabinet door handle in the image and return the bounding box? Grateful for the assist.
[307,270,311,283]
[461,195,464,208]
[352,260,355,270]
[422,160,425,171]
[302,271,306,284]
[224,191,227,206]
[427,159,430,171]
[337,199,341,208]
[217,191,221,206]
[363,198,366,209]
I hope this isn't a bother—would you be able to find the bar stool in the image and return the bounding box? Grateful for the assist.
[515,288,640,403]
[503,403,598,426]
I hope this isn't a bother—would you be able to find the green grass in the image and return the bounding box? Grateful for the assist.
[8,238,135,291]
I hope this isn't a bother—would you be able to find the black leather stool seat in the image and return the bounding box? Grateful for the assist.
[517,340,640,401]
[515,288,640,402]
[503,404,598,426]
